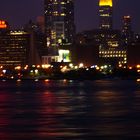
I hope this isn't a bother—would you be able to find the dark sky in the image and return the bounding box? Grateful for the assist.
[0,0,140,33]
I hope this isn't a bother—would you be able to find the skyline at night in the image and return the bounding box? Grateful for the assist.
[0,2,140,140]
[0,0,140,32]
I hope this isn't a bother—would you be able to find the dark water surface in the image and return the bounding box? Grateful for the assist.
[0,79,140,139]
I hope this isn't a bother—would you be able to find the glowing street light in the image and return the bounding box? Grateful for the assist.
[79,63,84,68]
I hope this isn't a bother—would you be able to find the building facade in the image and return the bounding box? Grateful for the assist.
[97,30,127,66]
[0,20,35,67]
[0,30,30,67]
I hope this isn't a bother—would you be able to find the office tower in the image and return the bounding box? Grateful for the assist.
[0,30,30,67]
[122,15,133,45]
[44,0,75,47]
[0,20,29,67]
[99,0,113,29]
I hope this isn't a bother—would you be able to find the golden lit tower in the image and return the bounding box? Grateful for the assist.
[99,0,113,29]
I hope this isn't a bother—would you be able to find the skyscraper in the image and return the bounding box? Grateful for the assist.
[122,15,133,45]
[99,0,113,29]
[44,0,75,47]
[98,0,127,66]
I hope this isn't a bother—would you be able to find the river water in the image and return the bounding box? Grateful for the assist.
[0,79,140,139]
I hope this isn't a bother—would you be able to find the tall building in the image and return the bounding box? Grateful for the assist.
[44,0,75,47]
[122,15,133,45]
[99,0,113,29]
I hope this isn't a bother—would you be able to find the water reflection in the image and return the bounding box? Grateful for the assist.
[0,80,139,139]
[0,92,11,139]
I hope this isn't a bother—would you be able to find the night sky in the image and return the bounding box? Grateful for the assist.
[0,0,140,33]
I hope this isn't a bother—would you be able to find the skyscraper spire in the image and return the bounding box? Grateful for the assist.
[99,0,113,7]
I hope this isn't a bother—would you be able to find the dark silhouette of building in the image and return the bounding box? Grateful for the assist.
[127,38,140,66]
[24,20,47,65]
[72,43,99,66]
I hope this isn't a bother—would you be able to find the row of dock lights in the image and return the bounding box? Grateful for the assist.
[1,63,140,71]
[0,63,114,74]
[1,63,140,80]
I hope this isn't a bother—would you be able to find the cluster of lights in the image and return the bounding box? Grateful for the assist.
[137,65,140,73]
[136,65,140,82]
[0,20,7,29]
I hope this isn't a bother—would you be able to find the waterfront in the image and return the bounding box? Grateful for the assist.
[0,79,140,139]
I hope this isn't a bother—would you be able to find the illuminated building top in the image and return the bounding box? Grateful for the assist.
[99,0,113,7]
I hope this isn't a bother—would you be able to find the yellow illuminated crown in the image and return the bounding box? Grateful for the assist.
[99,0,113,7]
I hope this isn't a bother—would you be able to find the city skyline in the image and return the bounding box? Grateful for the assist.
[0,0,140,32]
